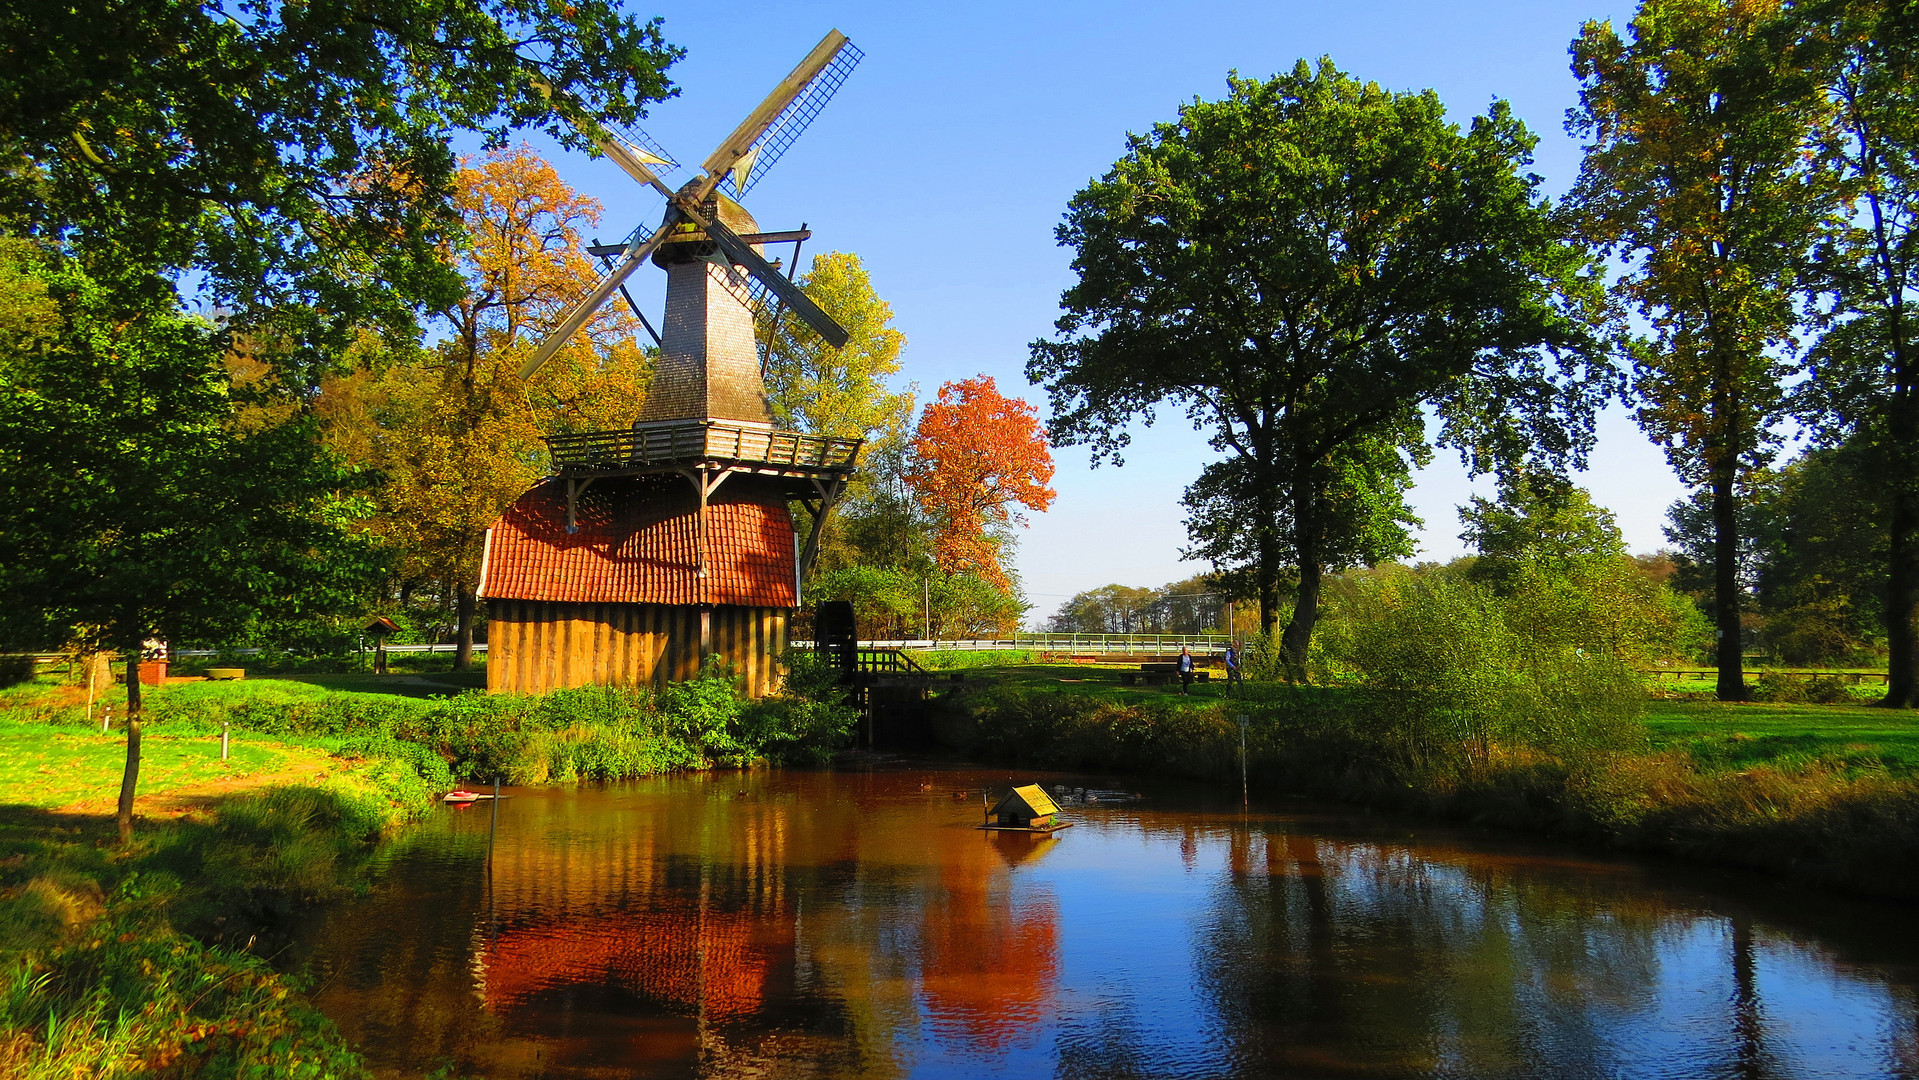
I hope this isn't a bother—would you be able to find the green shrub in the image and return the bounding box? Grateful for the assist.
[1804,674,1855,705]
[660,663,748,762]
[1752,670,1812,703]
[1340,574,1645,770]
[912,649,1037,671]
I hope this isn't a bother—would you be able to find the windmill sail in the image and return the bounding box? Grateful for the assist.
[698,30,860,200]
[519,221,677,380]
[721,39,863,198]
[519,29,860,382]
[698,213,848,348]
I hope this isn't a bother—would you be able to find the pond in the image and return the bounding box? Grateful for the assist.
[289,766,1919,1079]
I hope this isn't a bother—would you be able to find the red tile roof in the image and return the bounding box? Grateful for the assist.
[480,477,797,607]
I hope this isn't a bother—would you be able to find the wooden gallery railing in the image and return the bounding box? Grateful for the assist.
[545,422,862,474]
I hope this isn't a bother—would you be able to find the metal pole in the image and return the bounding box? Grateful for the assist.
[923,577,931,642]
[1238,714,1249,809]
[221,721,229,761]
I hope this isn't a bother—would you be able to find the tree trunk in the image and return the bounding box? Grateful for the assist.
[1881,311,1917,708]
[454,583,476,671]
[116,648,144,846]
[1279,466,1320,683]
[1281,561,1321,684]
[1254,483,1281,635]
[1710,467,1746,701]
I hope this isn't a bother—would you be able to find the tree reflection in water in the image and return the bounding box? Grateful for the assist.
[291,770,1919,1080]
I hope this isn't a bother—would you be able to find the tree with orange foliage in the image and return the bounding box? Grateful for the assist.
[906,377,1056,592]
[321,144,650,665]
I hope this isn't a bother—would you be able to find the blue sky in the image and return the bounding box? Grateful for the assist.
[524,0,1686,621]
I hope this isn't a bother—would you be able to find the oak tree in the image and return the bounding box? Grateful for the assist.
[1790,0,1919,703]
[1030,60,1614,679]
[1,0,680,370]
[1567,0,1836,699]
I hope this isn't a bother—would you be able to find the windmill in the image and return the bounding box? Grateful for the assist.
[477,31,865,698]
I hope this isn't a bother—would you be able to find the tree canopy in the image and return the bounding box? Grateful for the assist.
[0,0,680,368]
[763,251,913,452]
[0,246,381,839]
[318,145,650,666]
[1787,0,1919,703]
[1029,59,1615,678]
[906,376,1055,593]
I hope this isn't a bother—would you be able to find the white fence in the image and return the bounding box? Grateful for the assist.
[797,634,1231,655]
[164,634,1233,658]
[173,644,487,657]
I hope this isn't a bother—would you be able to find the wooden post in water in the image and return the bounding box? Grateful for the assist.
[488,776,501,866]
[1237,714,1248,809]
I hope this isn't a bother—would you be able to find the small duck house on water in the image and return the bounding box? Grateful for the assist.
[983,785,1071,833]
[477,31,865,698]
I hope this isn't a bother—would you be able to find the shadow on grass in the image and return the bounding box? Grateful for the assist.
[0,789,396,1077]
[260,669,487,698]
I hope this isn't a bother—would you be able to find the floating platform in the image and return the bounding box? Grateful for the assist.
[977,821,1074,834]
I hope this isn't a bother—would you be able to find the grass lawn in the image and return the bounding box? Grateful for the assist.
[229,668,484,697]
[0,722,343,814]
[0,671,474,816]
[954,662,1258,703]
[1643,698,1919,773]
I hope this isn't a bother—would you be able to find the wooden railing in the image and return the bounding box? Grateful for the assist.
[1014,632,1231,653]
[1643,668,1892,685]
[545,422,861,474]
[853,647,927,675]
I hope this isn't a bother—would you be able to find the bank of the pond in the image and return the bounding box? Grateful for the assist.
[938,674,1919,899]
[0,787,406,1078]
[0,664,856,1077]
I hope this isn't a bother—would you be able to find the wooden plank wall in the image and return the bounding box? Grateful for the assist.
[487,600,788,698]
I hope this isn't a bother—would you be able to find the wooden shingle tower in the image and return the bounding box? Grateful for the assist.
[478,32,864,697]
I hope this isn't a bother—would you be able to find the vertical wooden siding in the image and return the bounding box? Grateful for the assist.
[487,601,788,698]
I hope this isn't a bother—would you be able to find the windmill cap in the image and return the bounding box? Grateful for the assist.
[654,193,760,267]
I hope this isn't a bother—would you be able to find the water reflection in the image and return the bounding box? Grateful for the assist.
[292,770,1919,1079]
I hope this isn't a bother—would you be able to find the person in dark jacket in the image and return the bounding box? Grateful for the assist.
[1177,646,1194,695]
[1224,643,1242,691]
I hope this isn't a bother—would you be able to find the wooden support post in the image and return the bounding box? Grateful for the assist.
[797,477,846,587]
[562,477,597,535]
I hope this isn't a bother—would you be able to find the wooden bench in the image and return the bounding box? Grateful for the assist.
[1120,664,1211,687]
